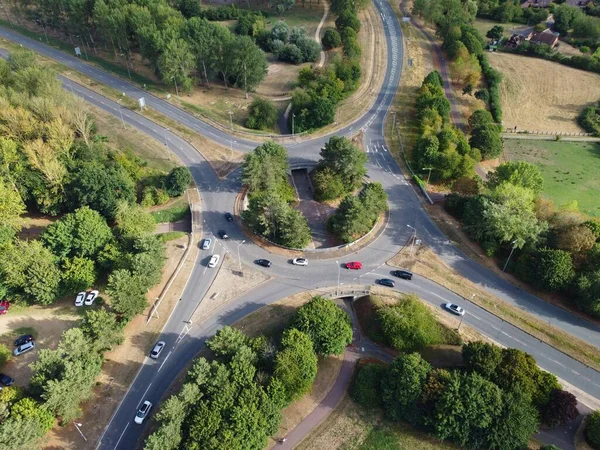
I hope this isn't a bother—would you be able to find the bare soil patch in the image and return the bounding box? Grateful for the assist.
[489,52,600,133]
[386,243,600,372]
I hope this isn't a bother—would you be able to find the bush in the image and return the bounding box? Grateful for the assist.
[578,102,600,136]
[586,410,600,449]
[164,167,192,197]
[351,363,387,408]
[335,11,361,33]
[444,193,469,219]
[0,344,11,367]
[322,28,342,49]
[246,98,278,130]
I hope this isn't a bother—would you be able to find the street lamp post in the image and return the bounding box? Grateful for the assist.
[292,113,295,135]
[74,422,87,441]
[503,240,518,272]
[422,167,433,185]
[336,260,341,296]
[237,240,246,274]
[406,224,416,257]
[457,310,465,331]
[228,111,234,131]
[163,129,169,149]
[171,76,179,98]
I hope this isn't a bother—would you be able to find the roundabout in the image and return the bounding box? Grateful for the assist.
[1,1,600,448]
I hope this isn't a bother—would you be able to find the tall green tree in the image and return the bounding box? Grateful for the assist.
[486,161,543,194]
[319,136,367,191]
[230,36,268,97]
[80,309,124,353]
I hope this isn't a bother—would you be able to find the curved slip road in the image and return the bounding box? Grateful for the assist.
[1,2,599,448]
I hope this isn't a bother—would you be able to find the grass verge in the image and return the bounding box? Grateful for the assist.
[150,204,190,223]
[158,231,188,242]
[387,245,600,371]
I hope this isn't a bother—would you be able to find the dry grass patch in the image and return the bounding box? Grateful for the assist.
[386,245,600,372]
[489,52,600,133]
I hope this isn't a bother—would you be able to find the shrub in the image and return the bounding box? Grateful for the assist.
[586,410,600,449]
[164,167,192,197]
[335,11,361,33]
[322,28,342,49]
[351,363,387,408]
[246,98,278,130]
[0,344,11,367]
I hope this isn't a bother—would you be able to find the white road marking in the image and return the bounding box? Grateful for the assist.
[138,383,153,406]
[157,350,172,372]
[114,423,130,450]
[500,331,528,347]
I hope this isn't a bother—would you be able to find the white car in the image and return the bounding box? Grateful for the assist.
[13,341,36,356]
[134,400,153,424]
[84,290,99,306]
[292,258,308,266]
[208,254,220,268]
[444,303,465,316]
[74,292,86,307]
[150,341,166,359]
[201,238,212,250]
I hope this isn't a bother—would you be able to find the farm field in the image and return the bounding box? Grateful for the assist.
[488,52,600,133]
[504,139,600,217]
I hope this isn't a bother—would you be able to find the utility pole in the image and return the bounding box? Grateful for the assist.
[457,310,465,331]
[503,240,518,272]
[422,167,433,185]
[74,423,87,442]
[292,113,295,135]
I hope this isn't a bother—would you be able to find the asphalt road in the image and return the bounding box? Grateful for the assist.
[1,2,600,448]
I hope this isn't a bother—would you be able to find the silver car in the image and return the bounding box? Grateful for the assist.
[13,341,36,356]
[150,341,166,359]
[201,238,212,250]
[134,400,153,424]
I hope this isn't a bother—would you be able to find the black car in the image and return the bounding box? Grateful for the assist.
[218,230,228,239]
[225,212,234,222]
[14,334,34,347]
[378,278,395,287]
[0,373,14,386]
[255,259,272,268]
[391,270,413,280]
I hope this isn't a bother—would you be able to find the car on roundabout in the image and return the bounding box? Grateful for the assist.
[345,261,362,270]
[255,259,272,268]
[292,258,308,266]
[378,278,395,287]
[391,269,413,280]
[224,212,234,222]
[444,303,465,316]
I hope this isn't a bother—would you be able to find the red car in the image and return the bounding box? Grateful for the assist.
[346,261,363,270]
[0,301,10,315]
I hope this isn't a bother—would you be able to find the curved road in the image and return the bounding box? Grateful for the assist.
[1,2,599,448]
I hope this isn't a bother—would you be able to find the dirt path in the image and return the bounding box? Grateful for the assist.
[315,0,330,68]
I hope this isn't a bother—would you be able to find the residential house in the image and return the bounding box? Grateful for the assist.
[528,30,559,48]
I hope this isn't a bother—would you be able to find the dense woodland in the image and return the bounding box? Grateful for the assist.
[144,296,353,449]
[0,49,193,448]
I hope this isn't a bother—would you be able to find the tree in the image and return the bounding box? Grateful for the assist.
[0,239,61,305]
[42,206,113,261]
[486,25,504,40]
[0,179,25,234]
[322,29,342,49]
[0,344,10,367]
[328,195,372,243]
[336,11,361,33]
[468,109,494,130]
[462,341,502,379]
[61,256,96,293]
[575,270,600,318]
[246,98,278,130]
[230,36,268,96]
[106,269,148,320]
[164,167,192,198]
[423,70,444,88]
[541,389,578,427]
[556,225,597,254]
[381,353,431,425]
[157,39,195,94]
[351,363,387,408]
[207,326,250,358]
[115,202,156,241]
[586,410,600,449]
[271,0,295,15]
[494,348,539,401]
[273,329,318,404]
[292,296,353,355]
[469,124,503,159]
[319,136,367,190]
[80,308,124,352]
[553,4,582,35]
[486,161,544,195]
[486,389,540,450]
[313,167,346,201]
[242,141,291,196]
[531,249,575,292]
[11,397,54,432]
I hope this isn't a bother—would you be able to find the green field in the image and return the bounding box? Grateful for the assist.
[503,139,600,217]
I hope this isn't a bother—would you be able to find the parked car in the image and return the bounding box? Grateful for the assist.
[201,238,212,250]
[346,261,363,270]
[255,259,272,268]
[225,212,234,222]
[208,254,220,268]
[13,341,36,356]
[134,400,153,425]
[444,303,465,316]
[74,291,86,307]
[84,290,99,306]
[0,374,14,386]
[218,230,228,239]
[0,301,10,315]
[292,258,308,266]
[391,270,413,280]
[378,278,395,287]
[150,341,166,359]
[14,335,34,347]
